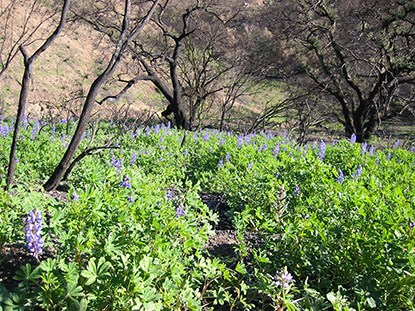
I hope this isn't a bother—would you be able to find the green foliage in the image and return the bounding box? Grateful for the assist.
[0,119,414,310]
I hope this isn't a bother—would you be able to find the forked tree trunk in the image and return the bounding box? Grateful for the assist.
[5,0,70,190]
[44,0,160,191]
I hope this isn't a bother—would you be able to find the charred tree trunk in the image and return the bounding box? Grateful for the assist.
[44,0,160,191]
[5,0,70,190]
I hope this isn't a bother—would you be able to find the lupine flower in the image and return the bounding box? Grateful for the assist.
[350,133,357,143]
[202,131,210,141]
[183,149,188,156]
[165,189,175,201]
[274,267,293,289]
[25,209,43,260]
[387,153,392,160]
[0,124,10,136]
[31,120,40,140]
[273,144,280,156]
[236,135,244,148]
[353,165,362,179]
[258,143,268,151]
[71,192,79,202]
[175,203,186,218]
[128,195,133,203]
[218,159,224,168]
[51,124,56,137]
[294,185,301,197]
[409,145,414,153]
[393,139,400,149]
[312,141,317,149]
[368,145,375,156]
[247,162,253,170]
[120,175,131,188]
[410,221,415,229]
[336,169,344,184]
[22,115,29,128]
[225,154,231,162]
[111,155,123,174]
[317,140,326,161]
[130,152,137,165]
[361,142,368,156]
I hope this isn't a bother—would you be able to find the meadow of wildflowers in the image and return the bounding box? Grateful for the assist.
[0,117,414,310]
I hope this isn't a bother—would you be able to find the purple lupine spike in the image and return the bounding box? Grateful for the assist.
[31,120,40,140]
[236,135,244,148]
[247,162,253,170]
[111,155,123,174]
[217,159,224,168]
[71,192,79,202]
[336,169,344,184]
[317,140,326,161]
[273,144,280,156]
[368,145,375,156]
[225,154,231,162]
[393,139,400,149]
[353,165,362,179]
[175,203,186,218]
[130,152,137,165]
[25,209,43,260]
[361,142,368,156]
[202,131,210,141]
[274,267,293,289]
[350,133,357,143]
[294,185,301,197]
[120,175,131,188]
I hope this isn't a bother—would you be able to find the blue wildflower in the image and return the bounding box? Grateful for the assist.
[317,140,326,161]
[71,192,79,202]
[130,152,137,165]
[202,131,210,141]
[218,159,224,168]
[350,133,357,143]
[368,145,375,156]
[273,144,280,156]
[353,165,362,179]
[336,169,344,184]
[111,155,123,174]
[294,185,301,197]
[274,267,293,289]
[120,175,131,188]
[25,209,43,260]
[393,140,400,149]
[361,142,368,156]
[175,203,186,218]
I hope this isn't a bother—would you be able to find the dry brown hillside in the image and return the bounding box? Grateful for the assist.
[0,1,179,121]
[0,0,267,128]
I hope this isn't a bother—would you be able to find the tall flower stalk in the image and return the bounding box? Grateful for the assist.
[25,209,44,260]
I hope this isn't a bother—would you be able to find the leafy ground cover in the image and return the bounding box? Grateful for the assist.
[0,118,414,310]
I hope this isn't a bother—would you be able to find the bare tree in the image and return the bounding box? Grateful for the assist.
[5,0,71,190]
[0,0,55,78]
[262,0,415,142]
[43,0,161,191]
